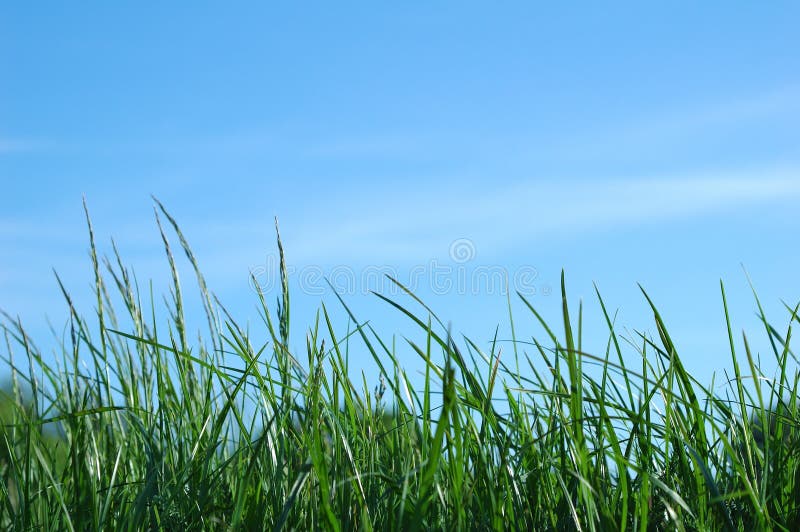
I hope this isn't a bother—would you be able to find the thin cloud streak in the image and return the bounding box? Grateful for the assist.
[545,83,800,159]
[3,168,797,294]
[630,83,800,138]
[0,137,36,153]
[283,167,800,263]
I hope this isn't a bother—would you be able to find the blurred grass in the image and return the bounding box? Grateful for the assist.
[1,200,799,530]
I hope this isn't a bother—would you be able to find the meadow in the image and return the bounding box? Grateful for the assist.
[1,200,798,530]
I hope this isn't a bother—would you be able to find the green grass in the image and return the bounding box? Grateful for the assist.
[1,200,799,530]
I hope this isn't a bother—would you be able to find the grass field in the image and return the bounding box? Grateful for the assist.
[1,201,799,530]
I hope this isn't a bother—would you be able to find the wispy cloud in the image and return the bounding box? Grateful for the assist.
[632,83,799,136]
[0,137,36,153]
[2,167,797,309]
[552,84,800,159]
[303,135,427,159]
[277,166,800,263]
[33,165,788,284]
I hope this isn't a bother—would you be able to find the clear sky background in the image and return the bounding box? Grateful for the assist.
[1,3,799,393]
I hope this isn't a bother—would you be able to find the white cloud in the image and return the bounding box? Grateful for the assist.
[277,166,800,263]
[4,167,796,292]
[636,84,799,136]
[0,137,42,153]
[303,135,426,159]
[542,83,800,160]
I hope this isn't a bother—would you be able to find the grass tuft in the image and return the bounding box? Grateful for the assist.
[1,202,799,529]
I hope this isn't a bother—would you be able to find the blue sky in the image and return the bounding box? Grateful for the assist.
[1,3,799,392]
